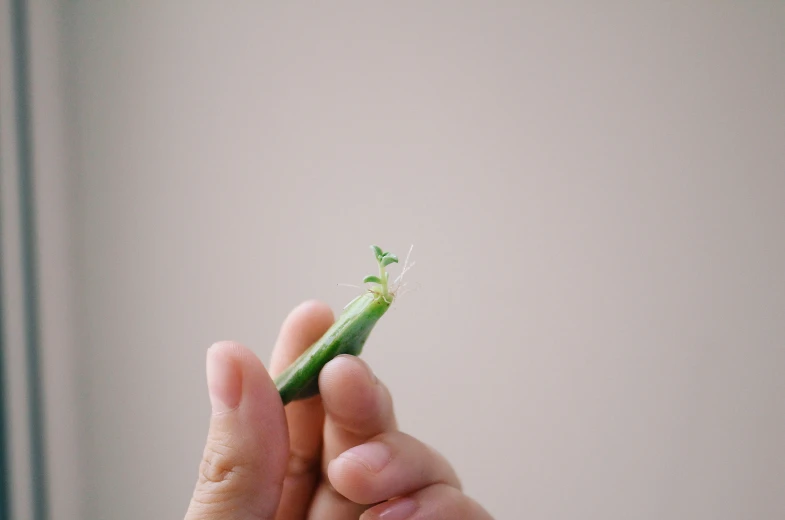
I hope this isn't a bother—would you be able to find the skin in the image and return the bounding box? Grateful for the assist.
[185,300,493,520]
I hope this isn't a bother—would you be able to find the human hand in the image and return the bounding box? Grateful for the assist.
[184,300,493,519]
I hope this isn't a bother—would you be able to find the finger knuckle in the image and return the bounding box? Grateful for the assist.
[198,440,251,491]
[287,446,320,478]
[187,435,283,520]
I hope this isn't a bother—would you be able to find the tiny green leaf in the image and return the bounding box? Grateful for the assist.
[371,245,383,259]
[381,254,398,267]
[363,275,382,284]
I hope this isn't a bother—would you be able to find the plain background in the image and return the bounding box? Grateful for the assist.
[14,2,785,519]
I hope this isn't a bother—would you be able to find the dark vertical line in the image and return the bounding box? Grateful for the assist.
[0,152,11,520]
[10,1,49,520]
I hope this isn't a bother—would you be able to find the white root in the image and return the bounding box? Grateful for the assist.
[392,244,415,291]
[337,283,362,290]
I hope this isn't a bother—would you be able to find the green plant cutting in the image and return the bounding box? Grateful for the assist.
[275,245,403,405]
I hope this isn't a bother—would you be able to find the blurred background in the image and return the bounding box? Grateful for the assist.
[1,2,784,519]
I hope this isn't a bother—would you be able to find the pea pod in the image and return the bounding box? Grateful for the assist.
[275,245,399,405]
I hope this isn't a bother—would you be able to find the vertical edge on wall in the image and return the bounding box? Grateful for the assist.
[0,140,10,520]
[10,0,49,519]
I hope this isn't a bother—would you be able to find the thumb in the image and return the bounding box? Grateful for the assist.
[185,341,289,520]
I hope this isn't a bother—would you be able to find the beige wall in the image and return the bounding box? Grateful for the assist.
[59,3,784,519]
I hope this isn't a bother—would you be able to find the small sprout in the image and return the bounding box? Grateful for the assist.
[365,245,399,299]
[381,254,399,267]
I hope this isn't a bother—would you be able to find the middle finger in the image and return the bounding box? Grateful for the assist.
[307,354,397,518]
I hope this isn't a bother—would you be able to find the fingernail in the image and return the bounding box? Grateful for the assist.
[207,345,242,414]
[377,498,418,519]
[339,441,392,473]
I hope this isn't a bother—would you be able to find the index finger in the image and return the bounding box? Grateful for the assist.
[269,300,334,520]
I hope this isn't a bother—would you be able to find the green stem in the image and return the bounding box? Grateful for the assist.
[378,262,388,297]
